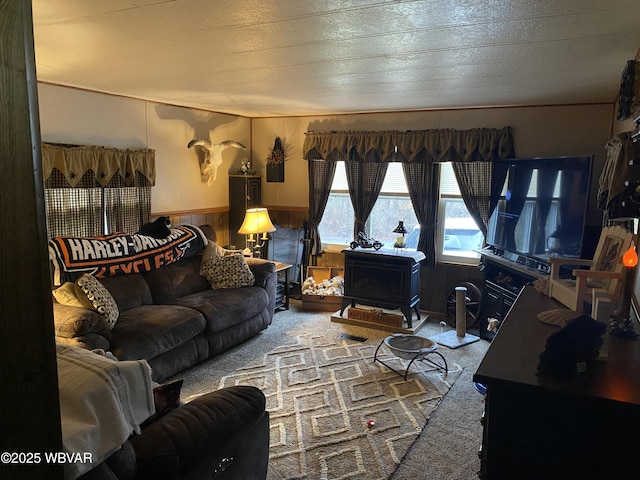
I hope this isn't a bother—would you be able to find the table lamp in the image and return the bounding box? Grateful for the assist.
[393,220,408,248]
[238,207,276,258]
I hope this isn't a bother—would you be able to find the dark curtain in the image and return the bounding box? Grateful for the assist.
[42,143,155,237]
[44,170,103,238]
[104,174,152,234]
[307,156,337,255]
[345,150,388,237]
[403,158,440,268]
[451,161,493,239]
[303,128,515,262]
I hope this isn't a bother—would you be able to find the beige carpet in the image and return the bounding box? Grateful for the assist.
[212,332,461,480]
[171,301,489,479]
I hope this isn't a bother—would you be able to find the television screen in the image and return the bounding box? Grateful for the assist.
[486,156,593,265]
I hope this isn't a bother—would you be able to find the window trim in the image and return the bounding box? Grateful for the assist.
[437,195,481,266]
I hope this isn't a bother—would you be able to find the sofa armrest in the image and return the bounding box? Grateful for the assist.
[246,257,276,287]
[246,258,277,318]
[130,385,269,480]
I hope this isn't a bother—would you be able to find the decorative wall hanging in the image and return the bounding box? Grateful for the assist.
[187,138,246,186]
[266,136,288,182]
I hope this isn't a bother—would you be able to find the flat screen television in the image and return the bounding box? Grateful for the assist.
[485,156,593,266]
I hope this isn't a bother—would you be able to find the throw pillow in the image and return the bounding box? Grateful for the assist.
[202,254,255,289]
[200,242,243,275]
[52,282,86,308]
[200,241,226,275]
[75,274,119,329]
[52,303,112,339]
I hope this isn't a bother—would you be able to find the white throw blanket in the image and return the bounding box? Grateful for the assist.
[56,344,155,480]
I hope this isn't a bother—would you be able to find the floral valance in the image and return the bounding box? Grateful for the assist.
[302,127,514,163]
[42,143,156,188]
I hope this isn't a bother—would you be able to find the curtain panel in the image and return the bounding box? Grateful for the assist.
[42,143,156,188]
[303,127,514,163]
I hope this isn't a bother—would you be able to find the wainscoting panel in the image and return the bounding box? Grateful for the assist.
[266,206,308,229]
[152,209,230,245]
[421,262,484,315]
[152,206,482,318]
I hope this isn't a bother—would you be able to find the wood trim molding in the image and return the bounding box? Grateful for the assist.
[264,205,309,212]
[152,206,229,216]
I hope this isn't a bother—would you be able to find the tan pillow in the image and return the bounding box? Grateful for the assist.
[201,254,255,289]
[52,282,85,308]
[75,274,119,329]
[52,303,111,339]
[200,241,239,275]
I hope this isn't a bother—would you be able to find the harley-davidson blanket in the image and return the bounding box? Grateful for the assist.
[49,224,208,286]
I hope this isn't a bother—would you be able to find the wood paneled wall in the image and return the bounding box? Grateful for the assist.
[264,206,309,229]
[152,209,229,244]
[155,205,484,317]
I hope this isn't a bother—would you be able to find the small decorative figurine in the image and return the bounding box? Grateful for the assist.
[350,232,383,250]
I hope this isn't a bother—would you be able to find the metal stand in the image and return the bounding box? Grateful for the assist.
[374,336,448,381]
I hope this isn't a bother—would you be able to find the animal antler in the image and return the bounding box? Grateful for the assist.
[187,139,246,186]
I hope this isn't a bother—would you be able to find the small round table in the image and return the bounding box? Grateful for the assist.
[374,334,448,380]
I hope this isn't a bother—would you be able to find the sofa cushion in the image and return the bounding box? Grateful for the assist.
[201,254,255,289]
[100,273,153,312]
[75,274,119,329]
[170,286,269,334]
[142,256,210,305]
[109,305,206,362]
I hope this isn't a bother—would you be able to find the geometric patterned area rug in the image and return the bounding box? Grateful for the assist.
[217,333,462,480]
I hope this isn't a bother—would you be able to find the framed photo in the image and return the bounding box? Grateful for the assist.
[595,235,624,272]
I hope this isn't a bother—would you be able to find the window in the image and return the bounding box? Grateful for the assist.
[438,163,483,263]
[319,162,418,249]
[319,161,482,265]
[41,144,154,239]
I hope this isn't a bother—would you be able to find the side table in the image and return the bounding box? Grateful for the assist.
[273,262,292,311]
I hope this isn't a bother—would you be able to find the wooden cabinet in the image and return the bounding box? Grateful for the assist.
[474,287,640,479]
[478,253,544,341]
[228,175,261,249]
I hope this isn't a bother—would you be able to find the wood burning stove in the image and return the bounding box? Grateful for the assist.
[340,248,426,327]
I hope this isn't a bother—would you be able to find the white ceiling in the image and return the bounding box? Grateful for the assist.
[32,0,640,118]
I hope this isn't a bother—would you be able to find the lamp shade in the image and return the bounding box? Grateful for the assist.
[393,221,408,235]
[238,208,276,235]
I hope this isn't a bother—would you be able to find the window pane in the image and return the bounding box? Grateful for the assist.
[369,196,418,247]
[441,199,482,259]
[318,192,355,245]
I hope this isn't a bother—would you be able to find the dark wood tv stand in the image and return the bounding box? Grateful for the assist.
[478,252,546,341]
[474,286,640,479]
